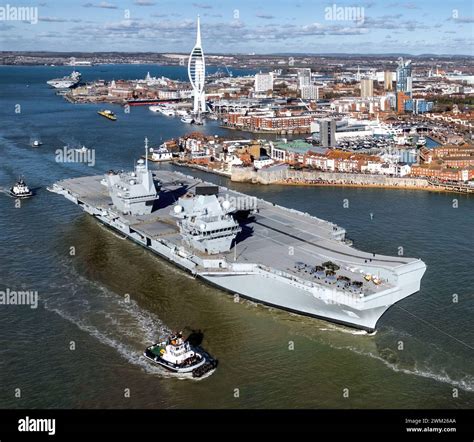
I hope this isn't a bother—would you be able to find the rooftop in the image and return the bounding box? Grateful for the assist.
[272,139,315,154]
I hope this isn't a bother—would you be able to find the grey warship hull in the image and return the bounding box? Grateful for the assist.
[49,170,426,332]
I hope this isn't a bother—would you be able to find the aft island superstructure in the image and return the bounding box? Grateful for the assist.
[49,143,426,331]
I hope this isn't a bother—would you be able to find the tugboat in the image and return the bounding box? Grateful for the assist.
[97,109,117,121]
[144,332,217,378]
[9,178,33,198]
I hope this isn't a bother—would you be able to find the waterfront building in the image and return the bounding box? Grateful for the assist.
[188,16,206,114]
[319,118,337,147]
[411,165,474,181]
[254,72,274,93]
[270,139,318,164]
[360,79,374,98]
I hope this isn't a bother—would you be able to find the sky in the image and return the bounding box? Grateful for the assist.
[0,0,473,54]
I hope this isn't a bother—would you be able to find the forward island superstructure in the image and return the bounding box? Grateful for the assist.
[49,142,426,331]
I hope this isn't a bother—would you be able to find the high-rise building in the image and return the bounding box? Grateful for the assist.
[384,71,393,90]
[254,72,273,93]
[396,58,412,95]
[297,68,311,89]
[396,58,413,112]
[360,79,374,98]
[396,91,410,113]
[300,85,319,100]
[188,15,206,114]
[319,118,336,147]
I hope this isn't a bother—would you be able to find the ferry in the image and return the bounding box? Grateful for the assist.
[98,109,117,121]
[144,332,217,377]
[9,178,33,198]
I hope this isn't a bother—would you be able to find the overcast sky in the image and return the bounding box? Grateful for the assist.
[1,0,473,54]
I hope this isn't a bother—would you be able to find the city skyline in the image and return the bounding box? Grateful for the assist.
[0,0,473,55]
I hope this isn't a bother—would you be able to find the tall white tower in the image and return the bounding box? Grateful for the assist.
[188,15,206,115]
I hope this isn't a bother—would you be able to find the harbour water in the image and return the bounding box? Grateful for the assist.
[0,66,473,409]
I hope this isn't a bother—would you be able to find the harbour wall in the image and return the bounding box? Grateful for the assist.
[231,167,431,189]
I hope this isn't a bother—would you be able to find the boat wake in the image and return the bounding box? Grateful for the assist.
[43,270,206,380]
[341,344,474,393]
[318,323,374,336]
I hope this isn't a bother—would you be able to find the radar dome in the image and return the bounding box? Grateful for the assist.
[174,205,183,214]
[222,200,231,210]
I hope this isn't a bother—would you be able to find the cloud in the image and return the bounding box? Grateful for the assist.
[82,1,118,9]
[256,13,275,20]
[192,3,212,9]
[39,17,68,22]
[388,2,419,9]
[361,14,421,31]
[448,16,474,23]
[134,0,156,5]
[0,22,15,31]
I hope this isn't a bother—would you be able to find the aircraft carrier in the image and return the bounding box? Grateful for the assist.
[49,145,426,331]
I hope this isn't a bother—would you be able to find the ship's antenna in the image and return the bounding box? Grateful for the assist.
[144,137,148,170]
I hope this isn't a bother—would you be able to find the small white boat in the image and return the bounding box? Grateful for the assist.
[143,332,217,378]
[31,140,43,147]
[181,116,194,124]
[9,178,33,198]
[149,106,175,116]
[416,136,427,147]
